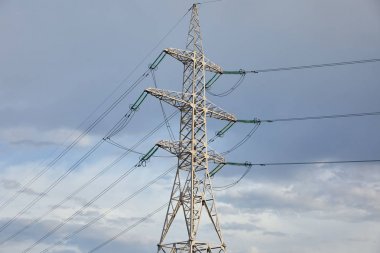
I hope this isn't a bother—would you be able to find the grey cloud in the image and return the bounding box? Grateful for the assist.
[18,188,46,197]
[222,221,288,239]
[69,196,91,206]
[0,179,20,190]
[262,231,287,237]
[10,140,58,147]
[105,216,155,227]
[0,217,61,243]
[223,221,263,232]
[49,197,90,211]
[219,165,380,222]
[0,216,154,253]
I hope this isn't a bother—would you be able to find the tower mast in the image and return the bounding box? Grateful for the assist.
[146,4,235,252]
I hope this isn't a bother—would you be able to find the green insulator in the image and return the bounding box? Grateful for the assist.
[130,91,148,111]
[149,51,167,70]
[210,163,225,177]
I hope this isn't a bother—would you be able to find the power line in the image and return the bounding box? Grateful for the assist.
[0,94,148,233]
[221,123,260,155]
[258,111,380,123]
[0,7,190,213]
[0,111,178,246]
[84,46,380,253]
[250,159,380,166]
[214,167,251,191]
[105,138,175,158]
[207,73,246,97]
[213,159,380,190]
[0,8,190,231]
[86,156,204,253]
[223,58,380,74]
[40,119,252,252]
[208,110,380,155]
[0,71,148,214]
[39,165,176,253]
[233,111,380,125]
[22,151,157,253]
[207,57,380,99]
[151,69,176,141]
[0,140,103,234]
[206,58,380,96]
[0,107,136,234]
[88,203,168,253]
[18,113,178,252]
[21,163,139,253]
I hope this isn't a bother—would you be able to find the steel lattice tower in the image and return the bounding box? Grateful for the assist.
[146,4,236,252]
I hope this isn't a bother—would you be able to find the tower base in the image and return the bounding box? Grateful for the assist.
[158,241,226,253]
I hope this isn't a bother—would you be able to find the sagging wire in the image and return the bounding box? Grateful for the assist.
[212,159,380,191]
[1,108,177,248]
[150,68,176,141]
[20,145,161,253]
[207,72,246,97]
[213,167,252,191]
[5,7,190,249]
[106,90,148,139]
[221,122,261,155]
[212,110,380,156]
[39,165,176,253]
[209,122,260,190]
[0,70,150,214]
[103,109,179,159]
[88,203,168,253]
[88,161,195,253]
[211,162,253,191]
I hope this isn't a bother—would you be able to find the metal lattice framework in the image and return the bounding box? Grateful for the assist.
[145,4,235,253]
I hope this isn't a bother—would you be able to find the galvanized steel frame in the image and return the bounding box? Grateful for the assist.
[146,4,234,253]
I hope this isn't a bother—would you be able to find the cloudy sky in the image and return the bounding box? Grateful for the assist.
[1,0,380,252]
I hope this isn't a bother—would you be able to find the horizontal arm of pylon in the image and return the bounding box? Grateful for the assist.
[208,150,225,164]
[206,100,236,122]
[146,87,190,109]
[164,48,223,73]
[157,140,183,155]
[164,48,193,63]
[157,140,225,164]
[145,87,236,121]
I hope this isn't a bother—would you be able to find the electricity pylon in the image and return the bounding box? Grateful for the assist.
[146,4,236,253]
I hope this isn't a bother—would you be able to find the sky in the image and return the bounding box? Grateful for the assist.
[0,0,380,252]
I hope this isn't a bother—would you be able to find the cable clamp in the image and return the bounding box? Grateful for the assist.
[129,104,140,112]
[137,158,147,167]
[244,161,253,168]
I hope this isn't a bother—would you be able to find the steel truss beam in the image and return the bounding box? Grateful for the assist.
[145,88,236,122]
[147,4,231,253]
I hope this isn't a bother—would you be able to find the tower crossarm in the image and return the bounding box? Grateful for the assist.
[207,150,225,164]
[164,48,223,73]
[164,48,193,64]
[204,57,224,74]
[145,87,236,122]
[157,140,185,156]
[157,140,225,164]
[205,101,236,122]
[145,87,190,109]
